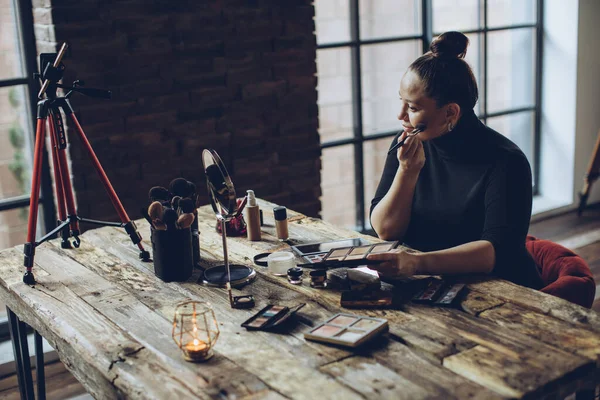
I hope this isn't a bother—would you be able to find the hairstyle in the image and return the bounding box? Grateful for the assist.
[409,31,479,110]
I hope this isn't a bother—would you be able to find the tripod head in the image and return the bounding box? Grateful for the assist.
[36,42,111,101]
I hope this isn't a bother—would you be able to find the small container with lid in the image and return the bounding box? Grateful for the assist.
[267,251,295,276]
[310,269,327,288]
[287,267,303,285]
[273,206,289,241]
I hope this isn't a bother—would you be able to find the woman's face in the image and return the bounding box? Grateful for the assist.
[398,69,457,141]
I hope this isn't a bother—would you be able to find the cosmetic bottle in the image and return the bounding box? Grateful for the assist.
[273,206,289,241]
[245,190,261,241]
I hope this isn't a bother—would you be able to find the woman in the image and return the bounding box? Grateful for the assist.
[366,31,543,289]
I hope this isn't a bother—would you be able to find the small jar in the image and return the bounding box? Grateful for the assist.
[287,267,303,285]
[310,269,327,288]
[267,251,295,276]
[273,206,289,241]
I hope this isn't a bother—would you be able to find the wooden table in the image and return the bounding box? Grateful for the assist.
[1,199,600,399]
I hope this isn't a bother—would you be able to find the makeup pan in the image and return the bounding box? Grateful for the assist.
[304,313,388,348]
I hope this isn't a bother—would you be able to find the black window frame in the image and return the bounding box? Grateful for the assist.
[318,0,543,233]
[0,0,56,340]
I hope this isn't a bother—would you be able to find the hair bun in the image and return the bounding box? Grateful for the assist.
[430,31,469,59]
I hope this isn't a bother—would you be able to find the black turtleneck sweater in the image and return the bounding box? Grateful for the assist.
[370,110,544,289]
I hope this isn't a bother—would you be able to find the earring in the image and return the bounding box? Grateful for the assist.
[448,123,454,132]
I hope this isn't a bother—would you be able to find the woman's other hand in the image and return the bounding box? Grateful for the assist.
[395,131,425,174]
[365,248,420,278]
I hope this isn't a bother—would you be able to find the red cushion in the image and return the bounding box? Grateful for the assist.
[525,235,595,308]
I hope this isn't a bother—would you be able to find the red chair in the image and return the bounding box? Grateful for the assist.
[525,235,596,308]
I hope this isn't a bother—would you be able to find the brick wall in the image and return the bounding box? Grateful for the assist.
[31,0,320,227]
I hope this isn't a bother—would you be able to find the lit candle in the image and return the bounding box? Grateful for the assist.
[184,339,210,361]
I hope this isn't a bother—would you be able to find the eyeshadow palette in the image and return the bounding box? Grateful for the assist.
[433,283,466,306]
[241,303,306,331]
[411,279,466,307]
[296,241,399,269]
[304,313,388,348]
[340,290,393,308]
[291,238,371,260]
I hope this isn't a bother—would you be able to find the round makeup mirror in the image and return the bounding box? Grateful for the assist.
[201,149,256,307]
[202,149,237,220]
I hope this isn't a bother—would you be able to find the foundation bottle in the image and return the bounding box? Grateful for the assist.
[273,206,289,241]
[245,190,261,241]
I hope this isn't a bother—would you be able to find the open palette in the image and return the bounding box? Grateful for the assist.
[241,304,306,331]
[304,313,388,348]
[291,238,371,264]
[297,241,399,268]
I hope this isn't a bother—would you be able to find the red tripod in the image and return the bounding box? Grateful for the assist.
[23,44,150,285]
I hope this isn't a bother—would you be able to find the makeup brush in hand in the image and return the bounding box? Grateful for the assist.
[387,123,426,155]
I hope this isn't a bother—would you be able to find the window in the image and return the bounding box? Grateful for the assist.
[0,0,54,331]
[316,0,542,232]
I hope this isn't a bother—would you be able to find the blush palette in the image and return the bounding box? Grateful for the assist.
[304,313,388,348]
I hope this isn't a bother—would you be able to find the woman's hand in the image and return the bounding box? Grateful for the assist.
[395,131,425,174]
[365,249,420,278]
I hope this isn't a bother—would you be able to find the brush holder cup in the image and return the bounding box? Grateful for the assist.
[151,226,194,282]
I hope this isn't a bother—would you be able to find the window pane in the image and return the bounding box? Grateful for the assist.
[487,28,535,114]
[0,0,25,80]
[317,48,354,143]
[0,85,34,199]
[432,0,482,33]
[315,0,351,45]
[464,33,483,116]
[321,145,356,230]
[488,0,536,28]
[0,206,43,250]
[361,40,421,136]
[363,137,392,230]
[486,111,534,168]
[359,0,421,40]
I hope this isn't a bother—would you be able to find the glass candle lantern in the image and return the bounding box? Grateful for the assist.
[172,301,220,362]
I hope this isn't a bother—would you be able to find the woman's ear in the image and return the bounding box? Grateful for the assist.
[446,103,461,124]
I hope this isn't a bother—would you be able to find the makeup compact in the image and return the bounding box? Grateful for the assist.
[304,313,388,348]
[241,303,306,331]
[296,241,399,269]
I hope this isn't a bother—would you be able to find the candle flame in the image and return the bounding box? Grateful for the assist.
[193,339,199,345]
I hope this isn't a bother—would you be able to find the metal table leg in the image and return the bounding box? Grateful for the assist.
[34,330,46,400]
[7,307,36,400]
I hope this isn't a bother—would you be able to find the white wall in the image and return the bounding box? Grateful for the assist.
[534,0,600,219]
[573,0,600,208]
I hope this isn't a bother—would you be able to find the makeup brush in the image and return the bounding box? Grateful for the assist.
[162,208,178,230]
[149,186,171,202]
[169,177,193,198]
[179,198,195,214]
[387,123,426,155]
[177,213,195,229]
[171,196,182,212]
[148,201,164,222]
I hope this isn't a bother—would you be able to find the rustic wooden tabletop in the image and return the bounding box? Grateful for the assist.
[0,198,598,399]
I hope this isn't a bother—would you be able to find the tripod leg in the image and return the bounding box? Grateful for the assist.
[23,118,47,285]
[49,112,81,245]
[578,130,600,216]
[48,112,71,248]
[67,113,149,259]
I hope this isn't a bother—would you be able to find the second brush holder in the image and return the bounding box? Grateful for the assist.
[151,227,193,282]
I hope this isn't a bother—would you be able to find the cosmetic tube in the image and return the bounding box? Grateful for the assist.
[245,190,261,241]
[273,206,289,241]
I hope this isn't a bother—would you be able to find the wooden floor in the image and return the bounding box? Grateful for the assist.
[2,205,600,399]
